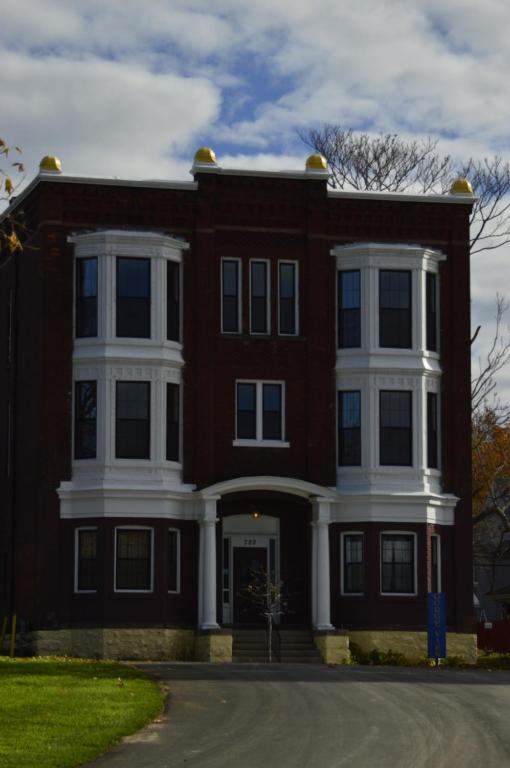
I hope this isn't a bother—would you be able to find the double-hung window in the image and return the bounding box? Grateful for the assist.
[427,392,439,469]
[166,383,180,462]
[116,257,151,338]
[380,390,412,466]
[338,391,361,466]
[279,262,298,335]
[379,270,411,348]
[338,270,361,348]
[167,261,180,342]
[74,381,97,460]
[426,272,438,352]
[115,528,153,592]
[250,261,270,334]
[342,533,364,594]
[381,533,416,594]
[75,528,98,592]
[222,259,241,333]
[115,382,150,459]
[76,258,98,338]
[235,381,286,445]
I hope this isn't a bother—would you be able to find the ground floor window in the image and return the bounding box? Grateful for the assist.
[381,533,416,594]
[168,528,181,593]
[75,528,98,592]
[115,528,153,591]
[341,532,364,594]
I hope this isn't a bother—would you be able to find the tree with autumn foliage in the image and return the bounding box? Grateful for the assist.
[0,137,24,253]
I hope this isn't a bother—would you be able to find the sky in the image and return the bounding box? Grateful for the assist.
[2,0,510,402]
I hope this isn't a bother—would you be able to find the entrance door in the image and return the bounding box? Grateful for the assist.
[233,547,268,624]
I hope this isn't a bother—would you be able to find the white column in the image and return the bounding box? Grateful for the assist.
[198,497,220,629]
[312,498,334,630]
[311,522,317,627]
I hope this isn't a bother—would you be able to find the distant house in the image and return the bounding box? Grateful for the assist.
[0,149,476,662]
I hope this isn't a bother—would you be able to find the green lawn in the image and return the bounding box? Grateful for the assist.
[0,657,164,768]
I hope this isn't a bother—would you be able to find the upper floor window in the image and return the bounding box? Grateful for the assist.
[75,528,98,592]
[342,532,364,594]
[380,390,412,466]
[235,381,286,445]
[74,381,97,460]
[279,262,298,335]
[116,258,150,338]
[338,270,361,348]
[167,261,180,342]
[115,381,150,459]
[426,272,438,352]
[427,392,439,469]
[379,270,411,348]
[166,383,180,462]
[381,533,416,594]
[338,391,361,466]
[222,259,241,333]
[250,261,270,334]
[115,528,153,592]
[76,258,97,338]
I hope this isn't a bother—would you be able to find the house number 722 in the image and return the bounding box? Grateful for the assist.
[244,539,256,546]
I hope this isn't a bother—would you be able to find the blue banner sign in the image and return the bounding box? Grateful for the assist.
[427,592,446,659]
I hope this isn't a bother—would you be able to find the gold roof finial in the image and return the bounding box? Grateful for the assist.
[305,153,328,172]
[194,147,217,165]
[450,177,473,195]
[39,155,62,174]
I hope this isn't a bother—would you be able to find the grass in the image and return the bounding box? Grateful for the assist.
[0,657,164,768]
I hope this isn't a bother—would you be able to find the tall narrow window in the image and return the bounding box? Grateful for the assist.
[116,258,150,338]
[426,272,438,352]
[74,381,97,460]
[167,261,180,342]
[223,537,230,605]
[115,382,150,459]
[166,383,180,462]
[115,528,152,591]
[379,270,411,348]
[168,528,180,593]
[262,384,282,440]
[237,383,256,439]
[76,258,98,337]
[250,261,269,334]
[381,533,415,594]
[279,262,297,335]
[431,534,441,592]
[76,528,98,592]
[427,392,439,469]
[222,259,240,333]
[338,391,361,466]
[342,533,364,594]
[338,270,361,348]
[380,391,412,466]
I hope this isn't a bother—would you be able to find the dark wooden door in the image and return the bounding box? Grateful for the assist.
[233,547,268,624]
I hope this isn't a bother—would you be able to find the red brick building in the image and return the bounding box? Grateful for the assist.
[0,149,476,661]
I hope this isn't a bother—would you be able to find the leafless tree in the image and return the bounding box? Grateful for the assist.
[301,125,510,256]
[471,295,510,425]
[242,569,288,662]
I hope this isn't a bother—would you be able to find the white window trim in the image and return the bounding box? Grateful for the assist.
[73,379,98,463]
[168,527,181,594]
[233,380,289,447]
[378,388,413,468]
[425,270,440,355]
[165,381,182,466]
[114,526,154,593]
[336,268,362,350]
[74,526,98,594]
[165,258,183,345]
[431,534,442,593]
[74,256,99,340]
[340,531,364,596]
[337,389,362,468]
[114,255,153,341]
[378,268,413,350]
[278,260,299,336]
[221,258,242,334]
[380,531,418,596]
[114,379,152,462]
[249,259,271,335]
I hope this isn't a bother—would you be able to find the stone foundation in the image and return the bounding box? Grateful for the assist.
[313,630,350,664]
[194,630,233,662]
[349,630,478,664]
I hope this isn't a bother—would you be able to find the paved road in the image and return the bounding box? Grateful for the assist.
[88,663,510,768]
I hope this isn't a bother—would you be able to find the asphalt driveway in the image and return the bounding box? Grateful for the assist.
[87,663,510,768]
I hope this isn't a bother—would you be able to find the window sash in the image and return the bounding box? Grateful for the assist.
[380,391,412,466]
[381,534,415,593]
[115,529,152,591]
[167,261,180,342]
[77,529,98,591]
[338,271,361,348]
[166,383,180,462]
[74,381,97,460]
[222,260,240,333]
[116,258,151,338]
[343,534,364,594]
[250,261,269,334]
[379,270,411,348]
[236,381,284,442]
[427,392,438,469]
[115,382,150,459]
[76,258,98,338]
[279,262,297,335]
[338,391,361,466]
[426,272,438,352]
